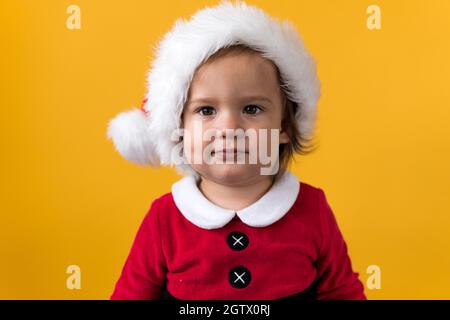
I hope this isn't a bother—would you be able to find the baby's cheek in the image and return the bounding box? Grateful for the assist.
[253,128,279,158]
[181,134,211,164]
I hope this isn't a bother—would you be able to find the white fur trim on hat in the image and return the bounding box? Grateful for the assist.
[107,0,321,177]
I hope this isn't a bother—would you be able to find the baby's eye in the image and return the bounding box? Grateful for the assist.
[197,106,216,116]
[243,105,262,115]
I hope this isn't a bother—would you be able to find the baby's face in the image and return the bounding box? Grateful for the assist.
[181,51,289,186]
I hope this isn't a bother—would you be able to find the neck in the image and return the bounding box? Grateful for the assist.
[198,175,276,211]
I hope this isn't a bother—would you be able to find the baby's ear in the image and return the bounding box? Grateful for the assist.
[279,129,290,144]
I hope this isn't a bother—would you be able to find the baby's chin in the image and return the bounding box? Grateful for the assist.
[193,164,263,187]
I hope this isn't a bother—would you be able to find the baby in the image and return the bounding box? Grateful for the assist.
[107,0,366,300]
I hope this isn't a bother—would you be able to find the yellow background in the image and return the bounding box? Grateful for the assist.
[1,0,449,299]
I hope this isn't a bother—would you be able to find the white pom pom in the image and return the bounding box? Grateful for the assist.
[107,108,160,166]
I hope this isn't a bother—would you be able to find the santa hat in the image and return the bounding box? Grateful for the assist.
[107,0,321,177]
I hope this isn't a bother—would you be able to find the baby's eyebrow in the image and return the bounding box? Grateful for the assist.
[240,95,273,104]
[187,95,273,105]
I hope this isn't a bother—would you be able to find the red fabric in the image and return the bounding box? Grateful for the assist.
[140,97,148,114]
[110,182,366,300]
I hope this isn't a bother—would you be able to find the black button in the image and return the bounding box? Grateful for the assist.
[227,231,249,251]
[229,266,251,289]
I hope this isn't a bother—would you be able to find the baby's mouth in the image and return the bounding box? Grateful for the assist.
[211,149,248,155]
[211,149,248,161]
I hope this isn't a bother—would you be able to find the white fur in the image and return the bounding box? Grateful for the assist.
[107,108,160,166]
[107,0,321,177]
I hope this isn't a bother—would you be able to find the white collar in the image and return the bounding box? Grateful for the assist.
[171,171,300,230]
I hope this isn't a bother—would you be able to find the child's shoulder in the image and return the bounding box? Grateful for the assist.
[147,191,175,211]
[299,180,328,202]
[299,180,321,193]
[139,191,177,226]
[293,180,336,219]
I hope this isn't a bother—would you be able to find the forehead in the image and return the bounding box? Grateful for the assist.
[187,51,282,99]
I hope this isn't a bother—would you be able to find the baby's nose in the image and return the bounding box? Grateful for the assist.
[215,110,242,134]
